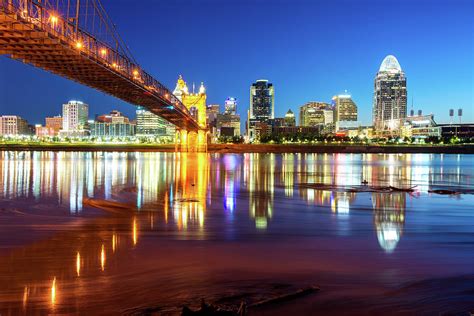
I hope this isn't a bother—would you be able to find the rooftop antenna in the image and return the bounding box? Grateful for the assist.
[192,82,195,94]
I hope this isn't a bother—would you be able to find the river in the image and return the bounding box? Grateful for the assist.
[0,151,473,315]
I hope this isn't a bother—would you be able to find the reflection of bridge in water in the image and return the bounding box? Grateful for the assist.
[0,152,471,312]
[0,0,206,150]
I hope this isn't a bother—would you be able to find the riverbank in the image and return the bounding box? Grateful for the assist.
[1,143,474,154]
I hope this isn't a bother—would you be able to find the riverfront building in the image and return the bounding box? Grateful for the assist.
[333,93,358,131]
[61,100,89,137]
[0,115,30,136]
[299,102,333,127]
[135,106,169,137]
[45,115,62,135]
[373,55,407,132]
[217,97,241,137]
[248,80,274,140]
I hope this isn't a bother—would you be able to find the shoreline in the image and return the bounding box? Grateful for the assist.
[0,143,473,154]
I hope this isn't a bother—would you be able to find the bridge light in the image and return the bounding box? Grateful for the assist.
[100,48,107,56]
[133,70,139,78]
[75,42,83,49]
[50,15,58,25]
[112,63,118,68]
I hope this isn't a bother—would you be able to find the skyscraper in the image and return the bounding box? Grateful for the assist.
[333,93,358,122]
[61,100,89,136]
[224,97,237,115]
[333,93,358,131]
[299,102,332,127]
[248,80,274,140]
[373,55,407,131]
[217,97,241,137]
[249,80,274,124]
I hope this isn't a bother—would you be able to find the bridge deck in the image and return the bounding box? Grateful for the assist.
[0,5,201,132]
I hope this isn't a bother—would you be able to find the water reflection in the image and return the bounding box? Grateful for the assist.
[373,193,406,253]
[0,151,472,313]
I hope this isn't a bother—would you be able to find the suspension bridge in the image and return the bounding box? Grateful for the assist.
[0,0,206,150]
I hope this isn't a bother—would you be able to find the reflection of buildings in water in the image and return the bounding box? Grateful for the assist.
[0,152,210,229]
[222,155,240,213]
[281,153,294,197]
[0,151,32,199]
[171,153,209,230]
[330,192,356,216]
[245,153,274,229]
[372,192,406,253]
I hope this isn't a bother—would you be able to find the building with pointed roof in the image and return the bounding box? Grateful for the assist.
[373,55,407,132]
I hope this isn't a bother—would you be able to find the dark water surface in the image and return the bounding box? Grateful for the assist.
[0,151,473,315]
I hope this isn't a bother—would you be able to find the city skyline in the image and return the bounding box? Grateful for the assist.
[0,0,473,126]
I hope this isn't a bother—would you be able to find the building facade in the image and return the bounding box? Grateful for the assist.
[248,80,274,138]
[333,93,358,131]
[135,106,169,136]
[90,122,135,137]
[224,97,237,115]
[0,115,30,136]
[96,110,130,124]
[45,115,62,135]
[299,102,333,127]
[373,55,407,131]
[284,109,296,127]
[61,100,89,136]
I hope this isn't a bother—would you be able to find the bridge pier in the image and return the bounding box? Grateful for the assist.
[175,129,207,152]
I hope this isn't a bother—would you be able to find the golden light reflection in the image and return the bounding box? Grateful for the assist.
[76,252,81,276]
[22,285,28,309]
[132,217,138,246]
[51,277,56,307]
[112,234,117,253]
[100,244,105,271]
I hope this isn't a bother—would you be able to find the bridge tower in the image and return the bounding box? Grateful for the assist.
[173,75,207,151]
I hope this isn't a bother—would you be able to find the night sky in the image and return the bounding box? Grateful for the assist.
[0,0,473,126]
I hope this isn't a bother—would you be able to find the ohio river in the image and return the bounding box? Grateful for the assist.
[0,151,473,315]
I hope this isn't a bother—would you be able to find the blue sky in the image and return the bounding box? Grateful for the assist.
[0,0,473,125]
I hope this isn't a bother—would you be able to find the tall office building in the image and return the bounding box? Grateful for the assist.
[135,106,168,136]
[373,55,407,131]
[333,93,358,131]
[217,97,241,137]
[299,102,333,126]
[0,115,30,135]
[249,80,274,124]
[248,80,274,140]
[224,97,237,115]
[333,93,357,122]
[61,100,89,136]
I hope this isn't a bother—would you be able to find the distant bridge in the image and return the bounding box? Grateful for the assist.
[0,0,203,134]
